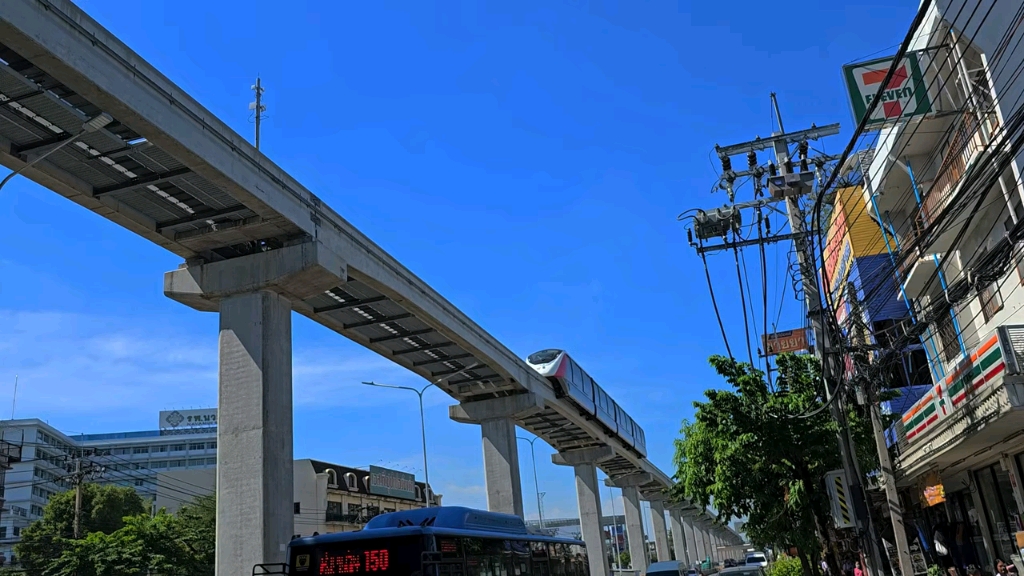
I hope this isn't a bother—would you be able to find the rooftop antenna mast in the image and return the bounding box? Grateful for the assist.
[11,374,18,420]
[250,76,267,150]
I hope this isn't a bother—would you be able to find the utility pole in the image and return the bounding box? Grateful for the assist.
[848,282,913,576]
[73,458,82,539]
[763,95,882,576]
[250,77,266,151]
[686,93,883,575]
[70,451,103,539]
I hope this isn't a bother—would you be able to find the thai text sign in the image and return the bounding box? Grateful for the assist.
[843,51,933,128]
[369,465,417,500]
[762,329,809,356]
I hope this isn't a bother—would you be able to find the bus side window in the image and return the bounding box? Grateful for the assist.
[530,542,549,576]
[569,545,588,576]
[547,544,567,576]
[465,538,509,576]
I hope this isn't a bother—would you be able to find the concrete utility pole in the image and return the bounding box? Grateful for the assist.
[848,283,913,576]
[687,93,884,575]
[70,453,104,539]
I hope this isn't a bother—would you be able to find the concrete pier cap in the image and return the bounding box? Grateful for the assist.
[449,393,545,518]
[164,238,348,311]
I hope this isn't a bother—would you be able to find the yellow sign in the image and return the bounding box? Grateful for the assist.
[296,554,310,571]
[922,472,946,506]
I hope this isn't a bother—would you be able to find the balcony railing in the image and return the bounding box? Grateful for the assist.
[920,112,988,225]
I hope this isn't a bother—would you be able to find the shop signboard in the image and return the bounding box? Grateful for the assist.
[761,329,809,356]
[842,51,934,129]
[369,465,416,500]
[902,384,948,443]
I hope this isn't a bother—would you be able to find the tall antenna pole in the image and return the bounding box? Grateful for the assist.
[250,77,266,151]
[11,375,18,420]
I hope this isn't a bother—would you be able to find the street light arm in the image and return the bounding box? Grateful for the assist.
[360,381,423,395]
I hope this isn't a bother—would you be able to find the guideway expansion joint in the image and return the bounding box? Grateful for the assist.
[163,238,347,311]
[449,393,545,518]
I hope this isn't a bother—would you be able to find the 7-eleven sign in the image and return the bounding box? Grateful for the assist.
[843,51,933,129]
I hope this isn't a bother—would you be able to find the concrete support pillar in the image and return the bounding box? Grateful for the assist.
[650,500,670,562]
[605,473,652,570]
[217,291,294,574]
[450,394,544,517]
[682,513,698,566]
[695,522,708,563]
[622,486,647,570]
[552,446,615,576]
[669,507,690,565]
[165,239,347,576]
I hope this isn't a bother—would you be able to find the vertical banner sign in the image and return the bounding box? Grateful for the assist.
[842,51,933,129]
[825,469,856,529]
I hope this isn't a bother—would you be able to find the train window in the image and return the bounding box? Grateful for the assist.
[528,350,561,365]
[571,362,583,388]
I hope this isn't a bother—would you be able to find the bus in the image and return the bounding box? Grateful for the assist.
[256,506,589,576]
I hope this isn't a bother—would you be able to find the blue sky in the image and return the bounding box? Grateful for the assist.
[0,0,917,524]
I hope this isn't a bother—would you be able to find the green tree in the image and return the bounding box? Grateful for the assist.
[672,354,865,576]
[618,551,631,569]
[16,485,215,576]
[16,483,147,576]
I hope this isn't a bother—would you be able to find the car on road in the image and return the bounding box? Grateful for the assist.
[744,552,769,568]
[645,561,685,576]
[721,566,768,576]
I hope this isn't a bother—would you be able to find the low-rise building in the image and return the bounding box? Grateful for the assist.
[292,459,441,537]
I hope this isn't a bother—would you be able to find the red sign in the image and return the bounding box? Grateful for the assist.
[320,550,390,575]
[762,329,810,356]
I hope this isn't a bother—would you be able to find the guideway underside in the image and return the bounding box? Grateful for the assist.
[0,1,742,574]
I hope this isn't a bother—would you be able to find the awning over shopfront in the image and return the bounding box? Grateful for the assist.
[896,325,1024,487]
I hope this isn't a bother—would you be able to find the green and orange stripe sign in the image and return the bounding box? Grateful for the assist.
[946,334,1006,407]
[903,384,948,441]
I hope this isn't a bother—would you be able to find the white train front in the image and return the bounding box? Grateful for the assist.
[525,349,647,458]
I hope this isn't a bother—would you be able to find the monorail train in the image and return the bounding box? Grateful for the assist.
[525,349,647,458]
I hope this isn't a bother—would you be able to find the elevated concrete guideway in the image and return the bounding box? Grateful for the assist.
[0,1,742,573]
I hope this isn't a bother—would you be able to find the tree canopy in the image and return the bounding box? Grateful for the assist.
[672,354,872,573]
[15,484,215,576]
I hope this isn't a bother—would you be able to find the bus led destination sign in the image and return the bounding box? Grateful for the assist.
[369,466,416,500]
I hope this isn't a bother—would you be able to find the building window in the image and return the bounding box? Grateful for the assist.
[936,311,961,364]
[170,444,186,452]
[415,486,422,501]
[134,479,145,487]
[152,445,167,453]
[187,458,205,466]
[345,473,357,490]
[133,447,149,454]
[151,461,168,469]
[30,505,43,517]
[207,442,216,450]
[113,447,130,455]
[169,460,186,468]
[13,527,20,537]
[294,502,301,515]
[206,458,217,465]
[326,469,338,487]
[980,282,1003,322]
[363,476,370,490]
[0,527,7,539]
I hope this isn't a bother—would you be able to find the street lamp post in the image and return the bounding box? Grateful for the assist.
[516,435,545,529]
[0,113,113,193]
[360,363,479,509]
[360,381,436,506]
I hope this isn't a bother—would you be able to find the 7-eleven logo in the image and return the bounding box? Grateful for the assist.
[862,64,910,118]
[843,52,932,126]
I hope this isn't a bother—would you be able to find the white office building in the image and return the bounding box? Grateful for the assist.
[0,409,217,562]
